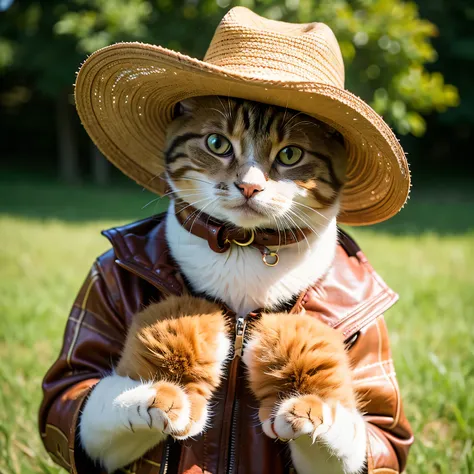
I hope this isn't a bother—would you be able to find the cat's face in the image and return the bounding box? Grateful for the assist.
[165,96,347,229]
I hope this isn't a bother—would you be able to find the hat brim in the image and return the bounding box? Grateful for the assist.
[75,42,410,226]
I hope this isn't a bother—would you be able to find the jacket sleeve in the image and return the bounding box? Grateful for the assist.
[348,316,414,473]
[38,258,127,474]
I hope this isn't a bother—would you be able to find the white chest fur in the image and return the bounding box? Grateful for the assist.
[166,204,338,316]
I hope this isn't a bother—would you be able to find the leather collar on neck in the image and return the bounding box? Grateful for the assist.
[175,201,312,263]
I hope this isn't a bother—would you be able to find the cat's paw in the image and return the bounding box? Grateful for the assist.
[105,379,191,434]
[134,381,190,433]
[243,312,356,411]
[81,377,190,438]
[80,376,190,470]
[260,395,334,442]
[261,396,367,472]
[286,401,367,474]
[171,391,209,439]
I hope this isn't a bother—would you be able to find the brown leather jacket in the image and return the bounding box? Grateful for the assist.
[39,214,414,474]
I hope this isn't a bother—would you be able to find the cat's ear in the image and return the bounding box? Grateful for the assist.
[320,121,345,146]
[173,98,201,118]
[173,102,186,118]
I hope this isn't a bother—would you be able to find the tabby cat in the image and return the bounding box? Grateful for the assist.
[79,97,367,474]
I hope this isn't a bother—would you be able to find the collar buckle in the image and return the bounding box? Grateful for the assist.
[228,229,255,247]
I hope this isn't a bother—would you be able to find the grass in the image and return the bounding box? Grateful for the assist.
[0,176,473,473]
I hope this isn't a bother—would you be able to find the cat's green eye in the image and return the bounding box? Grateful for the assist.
[277,146,303,166]
[206,134,232,156]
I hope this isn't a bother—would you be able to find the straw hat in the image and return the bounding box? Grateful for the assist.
[75,6,410,226]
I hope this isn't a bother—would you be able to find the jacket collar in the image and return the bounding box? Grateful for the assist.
[102,213,398,341]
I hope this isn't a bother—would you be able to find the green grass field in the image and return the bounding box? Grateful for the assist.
[0,176,473,473]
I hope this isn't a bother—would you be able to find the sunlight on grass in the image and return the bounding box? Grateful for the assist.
[0,180,473,474]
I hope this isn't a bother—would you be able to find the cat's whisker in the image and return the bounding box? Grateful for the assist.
[281,110,305,129]
[275,213,299,252]
[181,204,209,228]
[286,120,319,132]
[189,198,219,238]
[205,200,222,230]
[171,194,208,204]
[209,107,229,122]
[281,95,290,133]
[283,209,313,250]
[161,188,178,198]
[288,207,319,236]
[162,187,205,198]
[225,94,234,122]
[271,214,283,250]
[146,170,169,186]
[287,207,321,242]
[175,197,214,219]
[278,213,303,253]
[216,96,232,122]
[292,201,329,222]
[143,191,206,209]
[179,199,213,219]
[175,176,215,186]
[167,191,207,201]
[291,206,323,232]
[141,196,163,210]
[186,202,219,243]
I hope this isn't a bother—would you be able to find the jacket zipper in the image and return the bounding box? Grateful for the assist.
[159,438,171,474]
[233,316,247,359]
[227,316,247,474]
[228,398,241,474]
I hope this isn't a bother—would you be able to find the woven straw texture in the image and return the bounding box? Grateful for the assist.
[75,6,410,226]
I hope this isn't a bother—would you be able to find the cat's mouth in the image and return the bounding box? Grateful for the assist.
[224,201,266,217]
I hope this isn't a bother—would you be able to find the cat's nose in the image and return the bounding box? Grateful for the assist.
[235,182,264,199]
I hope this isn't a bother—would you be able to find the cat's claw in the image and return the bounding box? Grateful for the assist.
[113,380,191,434]
[261,395,334,442]
[115,382,210,440]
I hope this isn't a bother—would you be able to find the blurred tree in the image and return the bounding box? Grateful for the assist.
[50,0,460,137]
[409,0,474,174]
[0,1,85,182]
[0,0,463,181]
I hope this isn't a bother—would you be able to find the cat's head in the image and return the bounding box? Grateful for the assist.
[165,96,347,230]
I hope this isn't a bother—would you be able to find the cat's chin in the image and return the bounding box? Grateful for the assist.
[208,206,272,229]
[220,204,272,229]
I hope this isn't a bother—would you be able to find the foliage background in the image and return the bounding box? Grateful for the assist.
[1,0,473,181]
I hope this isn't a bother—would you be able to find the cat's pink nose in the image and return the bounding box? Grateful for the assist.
[235,182,264,199]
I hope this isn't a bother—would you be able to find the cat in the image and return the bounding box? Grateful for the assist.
[165,96,347,316]
[79,96,367,474]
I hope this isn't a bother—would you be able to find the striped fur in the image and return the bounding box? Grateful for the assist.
[164,96,347,231]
